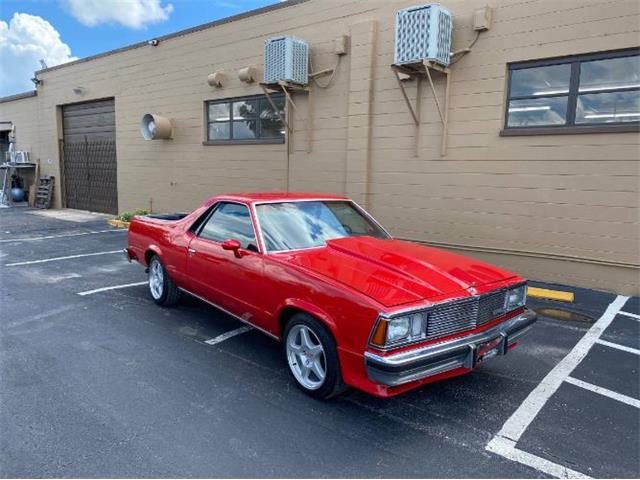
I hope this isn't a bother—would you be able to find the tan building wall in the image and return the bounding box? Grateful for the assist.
[1,0,639,295]
[0,93,39,157]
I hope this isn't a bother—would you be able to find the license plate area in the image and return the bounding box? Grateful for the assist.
[475,335,505,365]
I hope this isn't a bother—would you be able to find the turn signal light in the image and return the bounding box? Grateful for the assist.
[370,320,388,347]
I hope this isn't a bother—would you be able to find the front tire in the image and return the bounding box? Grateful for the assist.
[148,255,180,306]
[284,313,346,399]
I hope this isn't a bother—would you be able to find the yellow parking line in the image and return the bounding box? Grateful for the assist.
[528,287,574,303]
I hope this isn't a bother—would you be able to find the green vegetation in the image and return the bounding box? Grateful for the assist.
[117,209,150,222]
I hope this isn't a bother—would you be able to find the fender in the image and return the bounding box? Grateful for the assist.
[144,244,164,267]
[276,298,339,339]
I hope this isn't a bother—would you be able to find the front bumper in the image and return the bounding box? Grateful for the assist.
[364,308,537,387]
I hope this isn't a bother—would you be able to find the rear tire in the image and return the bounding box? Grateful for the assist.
[148,255,180,306]
[283,313,347,399]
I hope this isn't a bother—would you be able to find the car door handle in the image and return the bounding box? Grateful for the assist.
[188,247,197,255]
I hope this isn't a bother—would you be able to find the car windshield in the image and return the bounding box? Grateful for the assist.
[255,200,390,252]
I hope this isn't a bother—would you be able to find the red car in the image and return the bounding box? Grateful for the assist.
[125,193,536,399]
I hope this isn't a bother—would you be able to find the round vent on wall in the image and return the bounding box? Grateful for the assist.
[141,114,174,140]
[238,65,258,83]
[208,72,227,87]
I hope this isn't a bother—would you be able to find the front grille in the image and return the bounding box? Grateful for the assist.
[427,299,477,338]
[426,288,511,340]
[478,290,508,325]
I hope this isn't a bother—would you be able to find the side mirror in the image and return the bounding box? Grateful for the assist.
[222,238,242,258]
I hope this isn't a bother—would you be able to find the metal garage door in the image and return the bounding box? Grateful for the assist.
[62,98,118,214]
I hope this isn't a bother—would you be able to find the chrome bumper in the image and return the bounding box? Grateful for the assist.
[364,308,537,387]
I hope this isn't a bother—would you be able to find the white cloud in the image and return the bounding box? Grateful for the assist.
[62,0,174,29]
[0,13,76,97]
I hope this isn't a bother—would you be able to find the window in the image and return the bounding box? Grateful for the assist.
[0,130,9,158]
[205,94,286,143]
[198,202,258,250]
[504,49,640,134]
[255,201,390,252]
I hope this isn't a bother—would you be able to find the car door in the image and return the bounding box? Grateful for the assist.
[186,201,268,330]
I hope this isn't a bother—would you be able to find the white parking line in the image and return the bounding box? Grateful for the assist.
[204,326,253,345]
[486,437,589,479]
[486,294,629,479]
[565,377,640,409]
[595,339,640,356]
[5,250,123,267]
[0,229,125,243]
[619,310,640,321]
[77,281,147,296]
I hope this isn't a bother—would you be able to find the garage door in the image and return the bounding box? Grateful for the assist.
[62,98,118,214]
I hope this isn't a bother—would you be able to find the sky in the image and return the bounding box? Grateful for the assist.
[0,0,282,97]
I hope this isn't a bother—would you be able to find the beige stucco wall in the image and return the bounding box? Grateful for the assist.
[0,93,51,197]
[0,94,39,157]
[1,0,638,295]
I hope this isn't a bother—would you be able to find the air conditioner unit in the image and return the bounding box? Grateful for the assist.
[9,151,30,164]
[394,4,453,67]
[264,36,309,85]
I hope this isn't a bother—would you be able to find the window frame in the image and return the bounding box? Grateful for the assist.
[193,201,261,253]
[502,48,640,136]
[203,94,286,145]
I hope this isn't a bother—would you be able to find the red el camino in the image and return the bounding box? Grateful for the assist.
[125,193,536,399]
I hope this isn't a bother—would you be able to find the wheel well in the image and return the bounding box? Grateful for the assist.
[279,307,336,343]
[144,249,157,266]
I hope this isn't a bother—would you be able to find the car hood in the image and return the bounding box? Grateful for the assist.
[282,236,518,307]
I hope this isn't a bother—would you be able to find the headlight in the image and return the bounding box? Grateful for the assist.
[371,311,428,348]
[386,316,411,343]
[505,284,527,310]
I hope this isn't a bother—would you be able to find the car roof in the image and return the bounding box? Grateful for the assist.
[208,192,350,204]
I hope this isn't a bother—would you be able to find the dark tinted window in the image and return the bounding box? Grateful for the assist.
[199,202,257,250]
[505,49,639,130]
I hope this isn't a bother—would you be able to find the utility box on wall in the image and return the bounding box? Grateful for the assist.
[263,36,309,85]
[394,4,453,66]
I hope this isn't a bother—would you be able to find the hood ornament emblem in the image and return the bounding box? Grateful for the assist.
[468,282,478,295]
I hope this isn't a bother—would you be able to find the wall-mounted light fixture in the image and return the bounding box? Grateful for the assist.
[72,86,86,95]
[147,39,159,46]
[30,77,42,87]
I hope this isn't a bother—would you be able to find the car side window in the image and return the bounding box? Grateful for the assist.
[198,202,258,251]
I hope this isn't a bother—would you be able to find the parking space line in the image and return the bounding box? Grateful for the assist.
[619,311,640,321]
[486,437,590,479]
[492,295,628,443]
[565,377,640,409]
[5,250,123,267]
[486,294,629,478]
[0,229,125,243]
[595,339,640,356]
[77,281,147,296]
[204,326,253,345]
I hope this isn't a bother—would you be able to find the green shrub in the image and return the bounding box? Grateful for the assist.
[117,209,149,222]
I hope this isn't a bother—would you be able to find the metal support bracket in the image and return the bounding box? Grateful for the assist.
[259,81,310,144]
[259,83,293,133]
[390,60,451,157]
[392,66,419,126]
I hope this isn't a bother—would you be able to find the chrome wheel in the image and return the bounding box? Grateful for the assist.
[286,324,327,390]
[149,258,164,300]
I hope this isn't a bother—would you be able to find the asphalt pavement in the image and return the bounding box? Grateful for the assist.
[1,208,638,478]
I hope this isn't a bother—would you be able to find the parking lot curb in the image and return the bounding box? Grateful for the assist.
[107,219,130,229]
[528,287,574,303]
